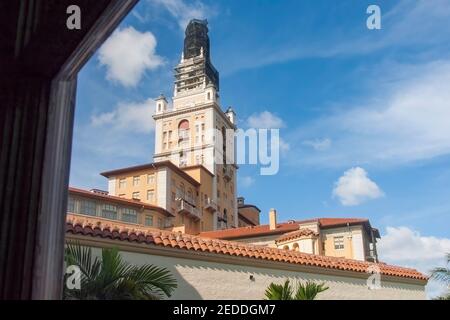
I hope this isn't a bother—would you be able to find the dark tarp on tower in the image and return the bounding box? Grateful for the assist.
[183,19,219,90]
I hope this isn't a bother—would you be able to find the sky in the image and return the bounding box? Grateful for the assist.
[71,0,450,298]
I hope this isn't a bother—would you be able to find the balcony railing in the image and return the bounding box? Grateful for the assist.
[204,198,217,212]
[177,199,202,220]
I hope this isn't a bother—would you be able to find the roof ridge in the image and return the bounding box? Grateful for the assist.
[66,220,428,282]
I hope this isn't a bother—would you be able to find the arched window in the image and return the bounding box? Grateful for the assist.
[292,243,299,252]
[283,245,289,250]
[223,208,227,223]
[178,119,189,130]
[178,120,190,148]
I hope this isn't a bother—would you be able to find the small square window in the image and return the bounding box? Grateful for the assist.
[144,215,153,226]
[102,204,117,220]
[147,190,155,202]
[334,236,345,250]
[121,208,137,223]
[132,191,140,200]
[67,197,76,213]
[80,200,96,216]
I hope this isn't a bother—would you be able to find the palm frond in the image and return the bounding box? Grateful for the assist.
[126,264,177,298]
[294,281,329,300]
[63,243,177,300]
[65,242,101,280]
[264,280,293,300]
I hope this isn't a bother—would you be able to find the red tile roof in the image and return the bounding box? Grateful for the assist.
[69,187,174,217]
[65,220,428,282]
[199,218,375,240]
[275,229,319,243]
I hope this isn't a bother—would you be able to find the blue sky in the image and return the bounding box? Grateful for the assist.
[71,0,450,297]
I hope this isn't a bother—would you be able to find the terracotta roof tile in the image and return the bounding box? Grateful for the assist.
[199,217,376,240]
[66,220,428,282]
[275,229,319,243]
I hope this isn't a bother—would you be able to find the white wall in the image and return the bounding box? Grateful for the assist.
[86,246,426,300]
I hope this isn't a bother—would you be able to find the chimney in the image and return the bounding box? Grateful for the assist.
[269,208,277,230]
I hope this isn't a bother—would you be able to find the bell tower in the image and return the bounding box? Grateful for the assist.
[152,19,238,230]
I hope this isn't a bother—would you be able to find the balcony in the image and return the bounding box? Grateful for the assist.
[204,198,217,212]
[177,199,202,220]
[223,165,232,181]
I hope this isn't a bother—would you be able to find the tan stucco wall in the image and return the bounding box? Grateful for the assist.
[322,225,365,260]
[182,167,215,232]
[82,243,426,300]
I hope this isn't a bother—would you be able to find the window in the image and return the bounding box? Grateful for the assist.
[67,197,76,213]
[80,200,96,216]
[132,191,140,200]
[133,176,140,186]
[147,174,155,184]
[158,218,163,228]
[207,92,211,100]
[121,208,137,223]
[102,204,117,220]
[147,190,155,202]
[334,236,345,250]
[144,215,153,226]
[119,178,126,189]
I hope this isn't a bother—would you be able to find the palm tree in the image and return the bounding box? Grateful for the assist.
[64,242,177,300]
[294,281,329,300]
[264,279,329,300]
[431,253,450,283]
[431,253,450,300]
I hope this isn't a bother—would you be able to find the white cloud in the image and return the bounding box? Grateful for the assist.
[91,98,156,133]
[291,60,450,168]
[247,111,285,129]
[98,26,164,87]
[239,176,255,188]
[332,167,384,206]
[303,138,331,151]
[378,226,450,298]
[279,138,290,153]
[152,0,211,30]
